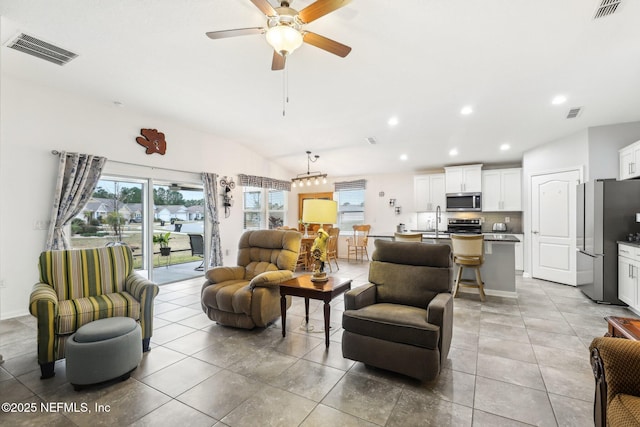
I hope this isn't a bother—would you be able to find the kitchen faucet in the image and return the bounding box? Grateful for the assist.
[435,205,441,238]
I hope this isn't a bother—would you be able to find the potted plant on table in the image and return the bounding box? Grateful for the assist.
[153,232,172,256]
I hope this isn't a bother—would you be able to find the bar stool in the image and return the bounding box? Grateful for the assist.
[394,232,423,242]
[450,234,486,301]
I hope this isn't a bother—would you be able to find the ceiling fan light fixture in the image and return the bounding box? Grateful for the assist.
[266,25,303,56]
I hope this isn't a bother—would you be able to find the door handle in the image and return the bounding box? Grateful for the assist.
[532,231,539,234]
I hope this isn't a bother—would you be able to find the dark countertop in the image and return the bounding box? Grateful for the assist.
[372,233,520,243]
[618,241,640,248]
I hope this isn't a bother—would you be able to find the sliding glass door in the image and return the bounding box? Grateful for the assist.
[72,169,206,285]
[71,177,149,272]
[151,182,205,284]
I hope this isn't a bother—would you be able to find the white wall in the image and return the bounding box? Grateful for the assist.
[588,122,640,179]
[0,76,294,319]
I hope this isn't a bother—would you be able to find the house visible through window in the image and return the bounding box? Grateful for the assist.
[335,179,366,230]
[243,187,287,230]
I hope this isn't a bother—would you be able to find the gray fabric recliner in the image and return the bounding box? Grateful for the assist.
[201,229,302,329]
[342,239,453,381]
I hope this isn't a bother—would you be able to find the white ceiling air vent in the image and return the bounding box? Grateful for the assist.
[5,33,78,66]
[593,0,622,19]
[567,107,583,119]
[365,137,377,145]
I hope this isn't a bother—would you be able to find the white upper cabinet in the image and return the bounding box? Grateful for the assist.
[482,168,522,211]
[414,174,446,212]
[444,164,482,193]
[619,141,640,180]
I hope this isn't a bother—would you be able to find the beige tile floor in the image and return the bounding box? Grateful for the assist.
[1,260,637,426]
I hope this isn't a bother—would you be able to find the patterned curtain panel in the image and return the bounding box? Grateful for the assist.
[334,179,367,191]
[203,172,223,267]
[46,151,107,250]
[238,173,291,191]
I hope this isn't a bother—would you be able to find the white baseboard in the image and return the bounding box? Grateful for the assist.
[1,308,29,320]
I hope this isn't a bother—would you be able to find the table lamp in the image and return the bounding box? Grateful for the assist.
[302,199,338,282]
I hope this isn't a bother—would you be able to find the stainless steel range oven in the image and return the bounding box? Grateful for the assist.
[447,218,482,234]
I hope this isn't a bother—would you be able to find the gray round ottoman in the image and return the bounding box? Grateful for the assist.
[66,317,142,391]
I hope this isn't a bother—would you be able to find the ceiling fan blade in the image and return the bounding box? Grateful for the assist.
[298,0,351,24]
[271,51,285,70]
[206,27,265,39]
[250,0,277,16]
[303,32,351,57]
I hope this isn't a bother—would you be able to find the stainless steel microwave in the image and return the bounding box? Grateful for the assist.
[446,192,482,212]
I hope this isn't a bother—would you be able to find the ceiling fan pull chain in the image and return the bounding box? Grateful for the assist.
[282,64,286,116]
[282,63,290,117]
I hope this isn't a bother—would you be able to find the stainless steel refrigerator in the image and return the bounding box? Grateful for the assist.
[576,179,640,304]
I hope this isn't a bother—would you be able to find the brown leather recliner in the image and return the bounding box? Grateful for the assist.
[201,229,301,329]
[342,239,453,381]
[590,337,640,427]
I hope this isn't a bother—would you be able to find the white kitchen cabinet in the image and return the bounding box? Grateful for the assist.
[414,174,446,212]
[444,164,482,193]
[514,234,524,271]
[482,168,522,211]
[619,140,640,180]
[618,243,640,314]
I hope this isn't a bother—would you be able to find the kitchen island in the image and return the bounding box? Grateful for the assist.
[370,233,520,297]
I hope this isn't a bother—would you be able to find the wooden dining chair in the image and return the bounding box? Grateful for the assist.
[297,240,310,271]
[326,227,340,272]
[347,225,371,262]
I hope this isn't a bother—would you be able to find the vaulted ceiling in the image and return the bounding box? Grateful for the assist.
[2,0,639,177]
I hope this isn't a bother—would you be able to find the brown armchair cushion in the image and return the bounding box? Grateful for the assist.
[608,394,640,426]
[343,303,439,349]
[590,337,640,427]
[369,240,452,308]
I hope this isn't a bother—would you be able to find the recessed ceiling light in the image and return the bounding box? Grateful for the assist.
[388,116,399,126]
[399,154,408,161]
[449,148,458,156]
[552,95,567,105]
[500,143,510,151]
[460,106,473,115]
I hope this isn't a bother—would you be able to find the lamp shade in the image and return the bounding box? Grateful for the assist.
[302,199,337,224]
[265,25,303,55]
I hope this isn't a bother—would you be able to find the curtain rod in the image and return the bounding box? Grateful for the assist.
[51,150,213,177]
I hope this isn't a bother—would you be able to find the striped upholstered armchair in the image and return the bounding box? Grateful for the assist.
[29,245,159,379]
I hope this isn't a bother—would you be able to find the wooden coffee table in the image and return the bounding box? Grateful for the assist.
[279,275,352,348]
[605,316,640,340]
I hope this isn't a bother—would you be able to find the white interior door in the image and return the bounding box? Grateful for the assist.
[531,170,580,285]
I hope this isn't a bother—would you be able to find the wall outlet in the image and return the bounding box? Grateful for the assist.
[0,279,6,289]
[504,217,510,223]
[225,249,230,256]
[480,217,485,224]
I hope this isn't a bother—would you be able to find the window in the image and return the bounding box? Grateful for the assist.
[243,187,287,230]
[335,179,366,230]
[336,189,365,230]
[268,189,286,229]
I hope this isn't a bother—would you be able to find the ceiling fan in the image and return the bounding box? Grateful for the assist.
[206,0,352,70]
